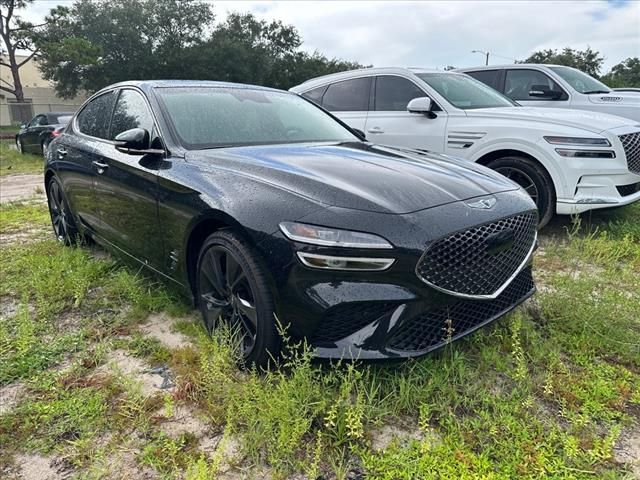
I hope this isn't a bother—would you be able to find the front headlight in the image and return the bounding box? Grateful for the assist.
[279,222,393,249]
[544,136,611,147]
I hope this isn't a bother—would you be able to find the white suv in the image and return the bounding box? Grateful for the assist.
[290,67,640,227]
[457,64,640,122]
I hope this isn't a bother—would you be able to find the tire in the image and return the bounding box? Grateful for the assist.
[487,156,555,228]
[196,230,281,368]
[47,176,81,245]
[16,138,24,155]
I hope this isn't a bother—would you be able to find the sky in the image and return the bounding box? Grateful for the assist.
[15,0,640,73]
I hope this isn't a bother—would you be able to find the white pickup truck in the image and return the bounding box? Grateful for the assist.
[291,67,640,227]
[457,64,640,122]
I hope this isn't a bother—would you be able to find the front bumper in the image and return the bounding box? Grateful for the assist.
[313,267,535,360]
[556,172,640,215]
[259,193,538,360]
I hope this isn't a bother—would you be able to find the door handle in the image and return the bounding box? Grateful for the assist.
[367,127,384,134]
[57,147,67,158]
[92,160,109,173]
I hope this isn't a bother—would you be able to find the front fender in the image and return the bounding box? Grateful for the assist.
[468,139,567,195]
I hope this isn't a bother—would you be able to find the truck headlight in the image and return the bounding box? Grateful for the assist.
[544,136,611,147]
[279,222,393,249]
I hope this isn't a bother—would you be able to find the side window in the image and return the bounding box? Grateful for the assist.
[110,89,155,139]
[375,75,426,111]
[301,85,328,105]
[29,115,46,127]
[465,70,501,91]
[322,77,372,112]
[76,91,116,139]
[504,69,567,101]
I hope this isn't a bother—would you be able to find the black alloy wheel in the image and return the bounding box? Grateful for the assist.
[196,230,280,367]
[488,156,555,228]
[47,177,79,245]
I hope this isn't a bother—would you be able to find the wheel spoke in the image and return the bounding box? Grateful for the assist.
[236,295,257,332]
[225,254,242,288]
[201,251,226,297]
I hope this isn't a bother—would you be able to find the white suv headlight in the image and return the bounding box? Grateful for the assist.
[544,136,611,147]
[279,222,393,249]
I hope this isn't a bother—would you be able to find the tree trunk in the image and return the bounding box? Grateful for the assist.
[6,48,24,102]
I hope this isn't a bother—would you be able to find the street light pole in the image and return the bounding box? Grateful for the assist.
[471,50,490,65]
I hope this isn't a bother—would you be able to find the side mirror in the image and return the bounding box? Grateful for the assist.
[528,85,563,100]
[20,123,27,129]
[114,128,164,155]
[352,128,366,141]
[407,97,437,118]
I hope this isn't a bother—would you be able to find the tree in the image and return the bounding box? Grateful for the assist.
[601,57,640,88]
[0,0,43,101]
[34,1,363,97]
[520,47,604,77]
[34,0,215,98]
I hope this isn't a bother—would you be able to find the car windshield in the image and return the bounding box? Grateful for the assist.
[55,115,73,125]
[548,66,611,94]
[156,87,359,149]
[416,72,517,109]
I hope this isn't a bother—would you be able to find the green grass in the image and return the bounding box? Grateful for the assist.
[0,139,43,176]
[0,201,638,479]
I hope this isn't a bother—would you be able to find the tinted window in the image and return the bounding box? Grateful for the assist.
[55,115,73,125]
[465,70,501,91]
[30,115,47,126]
[301,85,328,105]
[110,90,155,140]
[375,76,425,111]
[76,92,116,139]
[322,77,371,111]
[416,73,516,110]
[549,66,611,94]
[504,69,566,100]
[156,87,358,149]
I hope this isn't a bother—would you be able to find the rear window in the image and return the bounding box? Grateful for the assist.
[54,115,73,125]
[322,77,372,111]
[76,92,116,139]
[465,70,501,91]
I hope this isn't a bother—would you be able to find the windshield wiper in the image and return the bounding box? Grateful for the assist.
[583,90,611,94]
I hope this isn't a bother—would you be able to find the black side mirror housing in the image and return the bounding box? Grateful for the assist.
[528,85,563,100]
[352,128,366,141]
[114,128,164,155]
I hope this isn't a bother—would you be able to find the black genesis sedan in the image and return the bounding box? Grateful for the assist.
[45,80,538,366]
[16,112,73,155]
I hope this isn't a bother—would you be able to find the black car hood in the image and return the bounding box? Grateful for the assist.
[187,142,520,214]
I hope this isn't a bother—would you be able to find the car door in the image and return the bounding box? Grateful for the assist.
[23,114,47,152]
[503,69,569,107]
[91,88,165,269]
[364,75,448,152]
[56,91,117,230]
[318,76,372,131]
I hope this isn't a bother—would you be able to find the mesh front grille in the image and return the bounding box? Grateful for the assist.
[311,302,396,344]
[416,212,537,297]
[388,268,534,352]
[620,132,640,175]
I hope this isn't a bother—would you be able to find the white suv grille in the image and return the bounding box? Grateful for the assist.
[619,132,640,175]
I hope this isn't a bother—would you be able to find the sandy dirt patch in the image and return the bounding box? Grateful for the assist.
[0,174,45,204]
[159,404,210,438]
[369,420,439,452]
[9,453,72,480]
[0,382,25,415]
[98,349,172,396]
[614,425,640,479]
[139,312,194,350]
